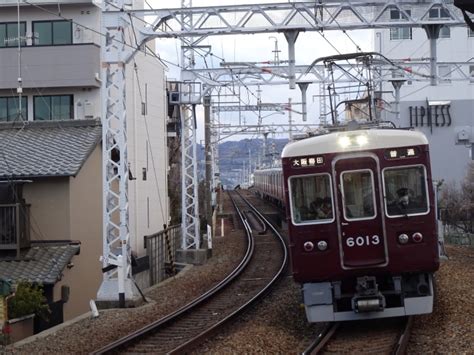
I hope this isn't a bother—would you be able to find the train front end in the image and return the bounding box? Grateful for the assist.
[282,129,440,322]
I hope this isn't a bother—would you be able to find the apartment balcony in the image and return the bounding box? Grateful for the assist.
[0,44,101,90]
[0,203,31,257]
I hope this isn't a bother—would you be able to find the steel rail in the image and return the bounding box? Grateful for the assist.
[302,322,340,355]
[92,190,287,354]
[170,190,288,354]
[243,209,267,235]
[91,191,254,354]
[392,316,414,355]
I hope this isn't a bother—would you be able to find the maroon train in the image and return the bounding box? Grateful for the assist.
[254,128,440,322]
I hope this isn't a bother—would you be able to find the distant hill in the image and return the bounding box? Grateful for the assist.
[215,138,288,188]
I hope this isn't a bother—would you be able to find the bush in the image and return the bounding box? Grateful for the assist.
[440,162,474,233]
[7,281,50,321]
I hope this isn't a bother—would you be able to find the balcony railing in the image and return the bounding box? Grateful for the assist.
[0,203,30,256]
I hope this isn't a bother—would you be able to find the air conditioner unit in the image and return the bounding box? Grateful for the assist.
[84,101,95,118]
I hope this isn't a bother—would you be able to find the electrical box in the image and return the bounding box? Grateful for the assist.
[455,126,472,144]
[167,81,202,105]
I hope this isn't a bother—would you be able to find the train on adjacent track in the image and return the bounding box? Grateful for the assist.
[253,125,440,322]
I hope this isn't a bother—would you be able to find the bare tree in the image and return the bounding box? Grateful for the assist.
[440,162,474,233]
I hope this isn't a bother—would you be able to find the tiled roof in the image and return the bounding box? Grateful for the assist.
[0,120,101,179]
[0,242,80,285]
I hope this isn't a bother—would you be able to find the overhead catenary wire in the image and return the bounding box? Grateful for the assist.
[22,0,181,70]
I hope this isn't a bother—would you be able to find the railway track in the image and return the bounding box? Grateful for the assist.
[302,316,413,354]
[92,190,288,354]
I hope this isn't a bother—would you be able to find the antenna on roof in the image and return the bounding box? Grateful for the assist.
[16,0,24,123]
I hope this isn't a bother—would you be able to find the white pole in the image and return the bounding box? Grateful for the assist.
[207,224,212,249]
[117,255,125,308]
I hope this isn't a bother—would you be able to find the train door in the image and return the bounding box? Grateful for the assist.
[334,156,387,268]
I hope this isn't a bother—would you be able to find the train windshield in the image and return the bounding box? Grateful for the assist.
[383,165,429,217]
[341,169,376,220]
[289,174,334,224]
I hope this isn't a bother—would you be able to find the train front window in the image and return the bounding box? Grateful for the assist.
[384,165,429,217]
[289,174,333,224]
[341,170,376,220]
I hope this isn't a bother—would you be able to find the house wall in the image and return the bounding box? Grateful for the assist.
[398,99,474,185]
[21,146,102,321]
[126,32,169,258]
[2,0,170,313]
[0,3,101,46]
[59,144,102,320]
[23,178,70,241]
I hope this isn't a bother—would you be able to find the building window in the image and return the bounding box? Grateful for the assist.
[34,95,73,120]
[469,65,474,83]
[0,22,26,48]
[33,20,72,46]
[429,7,450,19]
[469,28,474,38]
[439,26,450,38]
[390,9,412,40]
[438,65,452,84]
[428,7,450,38]
[0,96,27,121]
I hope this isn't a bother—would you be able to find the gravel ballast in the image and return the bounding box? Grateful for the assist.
[3,197,472,354]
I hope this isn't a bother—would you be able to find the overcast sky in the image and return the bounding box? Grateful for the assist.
[146,1,375,142]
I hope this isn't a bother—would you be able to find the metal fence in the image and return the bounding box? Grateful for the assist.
[0,203,30,255]
[144,224,181,286]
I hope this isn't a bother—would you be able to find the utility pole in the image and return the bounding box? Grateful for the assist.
[269,36,280,65]
[288,98,293,141]
[204,95,212,247]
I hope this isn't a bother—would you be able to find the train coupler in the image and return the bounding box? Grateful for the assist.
[351,276,386,313]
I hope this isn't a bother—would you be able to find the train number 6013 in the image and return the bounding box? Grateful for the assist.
[346,235,380,247]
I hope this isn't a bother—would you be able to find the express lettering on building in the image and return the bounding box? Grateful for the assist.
[409,100,452,130]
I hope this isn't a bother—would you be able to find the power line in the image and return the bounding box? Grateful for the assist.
[22,0,182,70]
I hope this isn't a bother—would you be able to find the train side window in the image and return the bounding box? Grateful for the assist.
[383,165,429,217]
[341,169,376,220]
[289,174,334,224]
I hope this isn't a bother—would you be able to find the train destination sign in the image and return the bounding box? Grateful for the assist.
[292,156,324,168]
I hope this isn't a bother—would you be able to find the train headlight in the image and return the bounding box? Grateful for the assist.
[317,241,328,251]
[338,136,351,148]
[356,135,368,146]
[303,241,314,252]
[412,232,423,243]
[398,233,409,244]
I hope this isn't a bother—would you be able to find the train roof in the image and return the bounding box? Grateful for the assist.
[281,129,428,158]
[253,167,282,174]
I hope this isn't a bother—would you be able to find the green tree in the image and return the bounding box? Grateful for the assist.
[7,281,50,321]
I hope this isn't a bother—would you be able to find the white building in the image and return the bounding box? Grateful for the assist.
[375,7,474,185]
[0,0,169,321]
